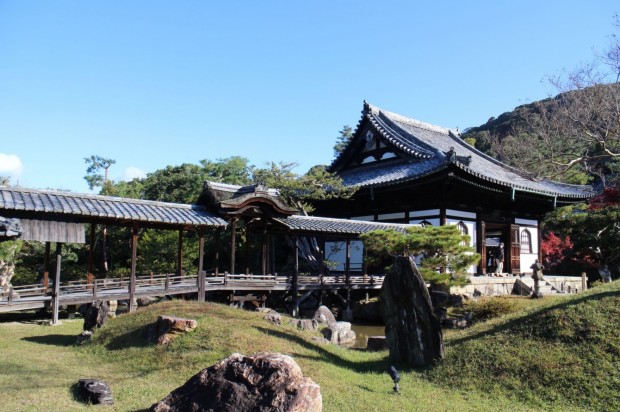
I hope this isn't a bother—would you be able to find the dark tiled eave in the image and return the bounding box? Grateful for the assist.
[0,187,227,228]
[273,215,412,236]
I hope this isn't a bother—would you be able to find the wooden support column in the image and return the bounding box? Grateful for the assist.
[245,225,250,275]
[43,241,51,290]
[51,243,62,325]
[230,219,237,277]
[87,224,95,287]
[129,225,138,313]
[261,228,268,275]
[477,218,486,275]
[177,229,184,277]
[215,227,221,275]
[197,229,205,303]
[293,236,299,318]
[343,238,353,321]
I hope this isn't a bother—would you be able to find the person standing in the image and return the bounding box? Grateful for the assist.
[494,243,504,276]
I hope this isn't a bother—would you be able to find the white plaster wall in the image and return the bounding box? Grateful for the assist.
[518,224,539,273]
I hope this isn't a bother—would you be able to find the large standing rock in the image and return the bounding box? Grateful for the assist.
[148,315,198,345]
[83,300,110,331]
[381,256,444,366]
[76,378,114,405]
[312,305,336,326]
[323,321,356,345]
[149,352,322,412]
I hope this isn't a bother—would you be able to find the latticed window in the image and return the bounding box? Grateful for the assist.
[456,221,468,246]
[521,229,532,253]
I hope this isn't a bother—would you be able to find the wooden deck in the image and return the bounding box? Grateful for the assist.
[0,272,385,314]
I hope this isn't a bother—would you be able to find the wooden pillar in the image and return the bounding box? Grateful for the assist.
[230,219,237,276]
[477,218,486,275]
[343,238,352,321]
[318,236,325,283]
[177,229,184,277]
[129,225,138,313]
[261,228,268,275]
[198,229,205,303]
[51,243,62,325]
[43,241,51,290]
[87,224,95,278]
[215,227,221,275]
[245,225,250,275]
[293,236,299,317]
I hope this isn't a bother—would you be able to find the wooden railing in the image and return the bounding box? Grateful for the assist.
[0,272,385,308]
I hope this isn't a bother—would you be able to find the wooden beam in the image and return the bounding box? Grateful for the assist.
[51,243,62,325]
[261,228,267,275]
[215,227,221,275]
[198,229,205,303]
[129,225,138,312]
[343,238,352,321]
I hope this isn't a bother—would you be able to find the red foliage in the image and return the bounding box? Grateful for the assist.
[541,231,573,270]
[588,186,620,210]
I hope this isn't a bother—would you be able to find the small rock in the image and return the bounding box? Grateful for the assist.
[312,305,336,326]
[76,330,94,345]
[148,315,198,345]
[324,321,356,345]
[83,300,110,332]
[291,318,319,331]
[264,310,282,326]
[77,378,114,405]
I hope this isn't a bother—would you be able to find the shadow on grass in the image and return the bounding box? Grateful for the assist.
[22,334,77,347]
[448,288,620,346]
[102,324,153,350]
[255,326,421,375]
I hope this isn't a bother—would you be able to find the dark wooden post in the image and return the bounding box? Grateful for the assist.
[230,219,237,276]
[343,238,352,321]
[215,227,221,275]
[43,241,51,290]
[245,225,250,275]
[318,236,325,284]
[129,225,138,312]
[198,229,205,302]
[261,228,267,275]
[293,236,299,318]
[87,224,95,287]
[177,229,184,277]
[51,242,62,325]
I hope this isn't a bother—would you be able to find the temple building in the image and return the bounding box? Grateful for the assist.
[313,102,594,275]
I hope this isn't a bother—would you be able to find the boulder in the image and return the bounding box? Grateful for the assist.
[148,315,198,345]
[366,336,387,351]
[312,305,336,326]
[149,352,322,412]
[83,300,110,331]
[264,310,282,326]
[138,296,158,307]
[76,378,114,405]
[324,321,356,345]
[291,318,319,331]
[381,256,444,367]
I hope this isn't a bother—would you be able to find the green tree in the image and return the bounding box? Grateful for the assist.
[84,155,116,193]
[333,125,354,158]
[252,162,356,213]
[360,225,479,286]
[201,156,253,186]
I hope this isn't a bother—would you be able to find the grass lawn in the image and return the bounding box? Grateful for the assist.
[3,282,619,411]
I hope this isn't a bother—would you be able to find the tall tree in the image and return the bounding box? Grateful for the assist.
[333,125,354,158]
[84,155,116,193]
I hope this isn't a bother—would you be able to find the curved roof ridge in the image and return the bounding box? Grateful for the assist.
[365,101,454,135]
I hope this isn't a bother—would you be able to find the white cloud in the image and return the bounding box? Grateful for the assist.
[123,166,146,181]
[0,153,23,181]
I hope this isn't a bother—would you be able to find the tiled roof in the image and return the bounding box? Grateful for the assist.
[331,102,594,199]
[273,215,412,235]
[0,187,227,227]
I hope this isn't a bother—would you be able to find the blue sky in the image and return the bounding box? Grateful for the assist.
[0,1,618,193]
